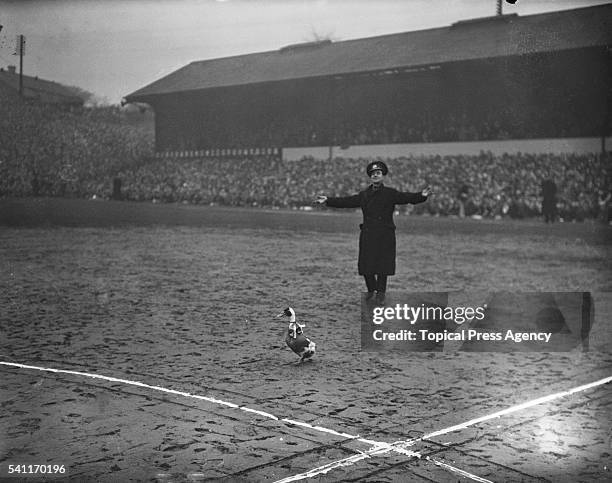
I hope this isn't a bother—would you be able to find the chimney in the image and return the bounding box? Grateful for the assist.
[7,65,16,74]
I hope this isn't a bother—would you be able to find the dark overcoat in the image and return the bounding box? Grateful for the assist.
[326,184,427,275]
[541,179,557,215]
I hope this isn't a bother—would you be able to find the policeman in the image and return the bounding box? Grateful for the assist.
[316,161,432,304]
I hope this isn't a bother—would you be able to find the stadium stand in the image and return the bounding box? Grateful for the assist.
[124,5,611,154]
[2,5,611,223]
[1,91,610,222]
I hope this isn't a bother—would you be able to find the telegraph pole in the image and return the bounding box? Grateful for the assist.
[15,34,25,97]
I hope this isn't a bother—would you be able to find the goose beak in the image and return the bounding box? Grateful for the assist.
[276,312,284,318]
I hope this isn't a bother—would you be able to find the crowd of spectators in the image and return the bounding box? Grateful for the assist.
[1,95,609,222]
[0,92,153,198]
[112,152,610,222]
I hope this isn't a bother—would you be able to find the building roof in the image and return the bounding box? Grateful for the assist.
[125,4,612,102]
[0,67,84,105]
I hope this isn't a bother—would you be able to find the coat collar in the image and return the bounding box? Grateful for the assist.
[363,183,384,207]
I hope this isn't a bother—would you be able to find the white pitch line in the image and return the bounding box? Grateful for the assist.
[273,441,492,483]
[273,442,417,483]
[5,361,608,483]
[240,407,279,420]
[274,374,612,482]
[281,418,358,440]
[1,360,492,483]
[400,374,612,447]
[0,361,364,442]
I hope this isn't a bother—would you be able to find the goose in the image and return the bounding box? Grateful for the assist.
[276,307,316,362]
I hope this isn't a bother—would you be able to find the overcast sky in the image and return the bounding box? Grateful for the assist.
[0,0,607,104]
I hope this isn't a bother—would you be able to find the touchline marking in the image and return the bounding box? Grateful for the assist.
[0,361,366,443]
[281,418,358,440]
[274,374,612,482]
[1,360,492,483]
[391,374,612,451]
[273,442,419,483]
[273,442,492,483]
[241,407,278,420]
[4,362,609,483]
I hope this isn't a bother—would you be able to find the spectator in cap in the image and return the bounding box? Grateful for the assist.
[315,160,432,304]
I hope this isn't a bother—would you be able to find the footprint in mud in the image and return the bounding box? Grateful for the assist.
[246,452,264,458]
[8,418,41,437]
[162,442,194,452]
[232,425,258,437]
[327,407,347,416]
